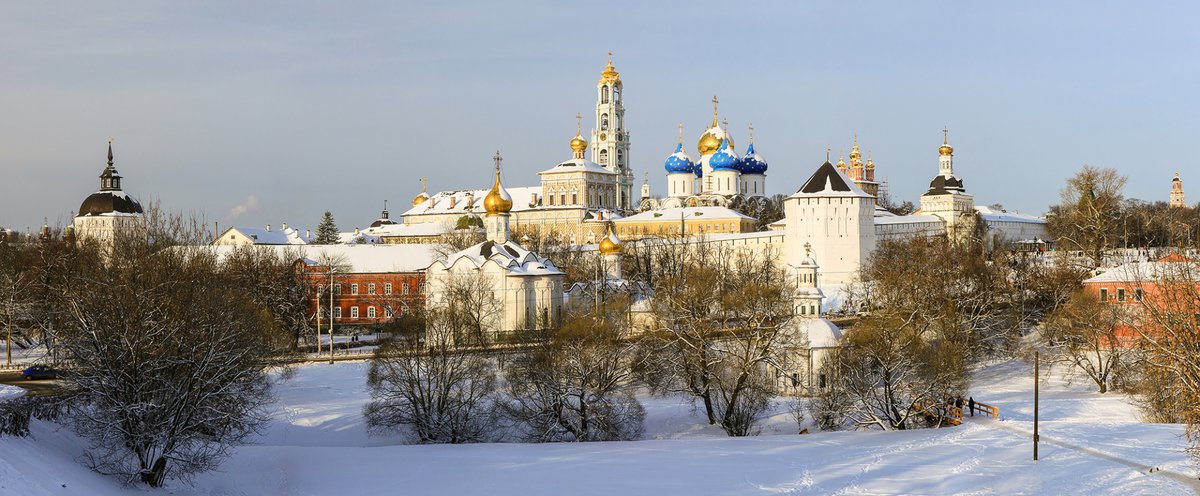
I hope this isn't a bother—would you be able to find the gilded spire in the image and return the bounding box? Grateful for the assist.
[106,137,114,167]
[599,51,620,83]
[712,95,719,127]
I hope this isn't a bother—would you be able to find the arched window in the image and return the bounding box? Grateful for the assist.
[613,86,620,102]
[601,86,609,103]
[601,114,609,131]
[617,149,624,168]
[599,149,609,165]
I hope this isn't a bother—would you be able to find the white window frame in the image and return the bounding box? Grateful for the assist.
[367,306,376,319]
[351,283,359,295]
[368,283,376,295]
[384,283,393,295]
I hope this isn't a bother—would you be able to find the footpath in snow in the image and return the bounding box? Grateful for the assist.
[0,358,1195,495]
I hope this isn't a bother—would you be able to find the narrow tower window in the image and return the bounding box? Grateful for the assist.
[601,86,609,103]
[601,114,609,131]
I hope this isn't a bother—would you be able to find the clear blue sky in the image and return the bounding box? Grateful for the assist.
[2,1,1196,233]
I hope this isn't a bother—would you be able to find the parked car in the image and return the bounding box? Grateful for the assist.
[19,365,58,380]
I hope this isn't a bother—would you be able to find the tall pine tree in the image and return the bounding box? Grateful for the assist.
[315,211,339,244]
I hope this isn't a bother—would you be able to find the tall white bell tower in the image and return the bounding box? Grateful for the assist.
[590,52,634,211]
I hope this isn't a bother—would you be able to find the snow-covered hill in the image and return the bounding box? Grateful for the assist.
[1,359,1194,495]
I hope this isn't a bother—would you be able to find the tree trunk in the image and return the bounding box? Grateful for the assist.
[142,457,168,487]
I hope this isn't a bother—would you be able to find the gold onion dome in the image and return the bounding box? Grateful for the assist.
[849,135,862,162]
[571,135,588,153]
[570,112,588,154]
[483,167,513,215]
[598,225,622,254]
[411,192,429,206]
[939,128,954,156]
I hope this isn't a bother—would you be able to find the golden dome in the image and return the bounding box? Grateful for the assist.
[598,224,622,254]
[411,192,429,206]
[698,126,734,156]
[836,152,846,171]
[570,113,588,155]
[599,51,620,84]
[849,134,862,162]
[939,127,953,156]
[571,135,588,153]
[483,164,512,215]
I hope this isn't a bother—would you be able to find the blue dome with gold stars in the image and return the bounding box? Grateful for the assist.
[664,142,696,175]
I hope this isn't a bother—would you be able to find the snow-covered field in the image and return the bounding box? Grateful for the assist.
[1,359,1196,495]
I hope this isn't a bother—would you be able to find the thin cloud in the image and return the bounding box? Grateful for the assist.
[227,195,259,220]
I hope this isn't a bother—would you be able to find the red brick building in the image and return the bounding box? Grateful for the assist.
[1081,253,1198,345]
[292,245,437,328]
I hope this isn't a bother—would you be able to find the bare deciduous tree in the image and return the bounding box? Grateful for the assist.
[1041,289,1132,393]
[363,307,499,444]
[502,299,644,442]
[56,235,274,487]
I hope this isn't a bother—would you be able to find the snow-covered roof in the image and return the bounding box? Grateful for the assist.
[617,206,753,223]
[874,214,943,226]
[402,186,545,217]
[224,226,314,245]
[1084,258,1198,284]
[800,318,842,348]
[362,222,455,238]
[791,161,872,199]
[431,240,562,277]
[208,244,439,273]
[338,230,382,245]
[540,158,615,175]
[975,206,1046,224]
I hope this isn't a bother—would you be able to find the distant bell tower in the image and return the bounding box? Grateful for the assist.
[1171,171,1186,208]
[591,52,634,211]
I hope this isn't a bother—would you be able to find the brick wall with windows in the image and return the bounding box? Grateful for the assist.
[299,263,426,328]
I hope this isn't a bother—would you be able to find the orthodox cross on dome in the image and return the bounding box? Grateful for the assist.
[804,242,812,258]
[607,51,613,65]
[711,95,719,126]
[677,122,683,144]
[943,126,949,144]
[722,118,728,133]
[421,176,427,193]
[575,112,582,135]
[493,150,503,174]
[749,123,754,144]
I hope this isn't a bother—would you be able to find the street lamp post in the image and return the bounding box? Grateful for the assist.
[329,268,336,364]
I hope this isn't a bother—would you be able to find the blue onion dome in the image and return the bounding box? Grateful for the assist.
[708,138,740,171]
[740,143,768,174]
[663,142,696,174]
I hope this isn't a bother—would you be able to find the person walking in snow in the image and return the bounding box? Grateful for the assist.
[968,397,975,417]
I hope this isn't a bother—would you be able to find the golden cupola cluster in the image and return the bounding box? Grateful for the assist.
[483,152,513,215]
[697,95,734,155]
[939,127,954,156]
[598,223,623,255]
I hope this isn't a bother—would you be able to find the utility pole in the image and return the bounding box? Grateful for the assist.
[1034,350,1040,461]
